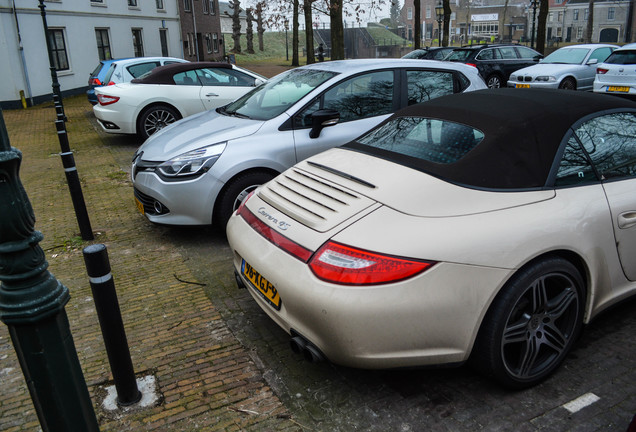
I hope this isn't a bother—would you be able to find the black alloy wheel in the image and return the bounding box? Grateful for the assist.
[214,170,275,230]
[559,78,577,90]
[486,74,503,88]
[472,257,585,389]
[138,105,180,140]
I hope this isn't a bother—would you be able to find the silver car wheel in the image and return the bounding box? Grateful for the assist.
[139,105,179,140]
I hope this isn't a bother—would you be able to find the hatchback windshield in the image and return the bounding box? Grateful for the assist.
[222,69,337,121]
[357,117,484,164]
[543,48,589,64]
[604,50,636,65]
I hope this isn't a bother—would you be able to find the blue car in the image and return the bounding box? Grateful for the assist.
[87,58,128,105]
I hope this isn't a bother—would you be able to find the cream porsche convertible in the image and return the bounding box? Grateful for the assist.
[227,88,636,388]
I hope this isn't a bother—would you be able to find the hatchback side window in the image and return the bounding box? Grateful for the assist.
[516,46,541,59]
[127,61,160,78]
[296,70,394,126]
[497,47,518,59]
[572,112,636,180]
[406,70,455,105]
[476,49,499,60]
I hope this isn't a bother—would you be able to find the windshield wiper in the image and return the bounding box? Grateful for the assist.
[218,106,251,119]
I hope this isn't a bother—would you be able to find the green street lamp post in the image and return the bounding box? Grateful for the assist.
[0,109,100,431]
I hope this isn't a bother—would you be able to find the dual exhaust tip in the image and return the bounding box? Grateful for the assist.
[290,335,324,363]
[234,271,324,363]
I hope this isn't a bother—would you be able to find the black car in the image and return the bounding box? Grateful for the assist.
[445,44,543,88]
[402,47,455,60]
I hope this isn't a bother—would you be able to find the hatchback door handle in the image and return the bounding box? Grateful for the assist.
[205,93,219,97]
[618,211,636,229]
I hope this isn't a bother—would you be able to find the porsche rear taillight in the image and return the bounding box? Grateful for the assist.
[238,202,313,262]
[97,94,120,106]
[90,78,102,86]
[309,241,435,285]
[596,67,609,75]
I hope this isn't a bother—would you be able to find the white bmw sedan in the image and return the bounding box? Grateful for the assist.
[93,62,266,140]
[131,59,486,228]
[508,44,616,90]
[227,88,636,389]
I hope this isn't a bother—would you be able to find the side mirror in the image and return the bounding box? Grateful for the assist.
[587,58,598,65]
[309,109,340,139]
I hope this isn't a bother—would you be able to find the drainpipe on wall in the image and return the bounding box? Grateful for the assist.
[12,0,33,107]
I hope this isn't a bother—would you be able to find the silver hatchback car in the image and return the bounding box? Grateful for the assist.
[131,59,487,227]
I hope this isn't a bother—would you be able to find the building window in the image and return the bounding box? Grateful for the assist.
[549,12,554,22]
[205,34,212,53]
[203,0,209,14]
[556,27,562,37]
[584,9,589,20]
[132,29,144,56]
[128,0,137,6]
[187,33,194,56]
[95,29,112,60]
[577,26,583,39]
[160,29,169,56]
[573,9,579,20]
[407,7,412,20]
[608,7,615,20]
[210,0,216,14]
[213,33,219,52]
[48,29,69,71]
[425,5,431,19]
[156,0,164,9]
[184,0,192,12]
[558,11,563,22]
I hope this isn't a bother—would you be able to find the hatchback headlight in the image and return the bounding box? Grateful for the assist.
[157,142,227,179]
[535,76,556,82]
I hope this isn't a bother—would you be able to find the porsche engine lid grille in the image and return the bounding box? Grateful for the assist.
[257,168,375,232]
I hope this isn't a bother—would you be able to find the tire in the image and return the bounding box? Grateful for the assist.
[559,78,576,90]
[486,74,503,89]
[471,257,585,389]
[138,105,180,140]
[214,171,275,229]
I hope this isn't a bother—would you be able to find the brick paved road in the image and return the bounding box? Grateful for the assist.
[2,96,635,432]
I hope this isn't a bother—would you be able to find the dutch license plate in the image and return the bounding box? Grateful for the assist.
[134,197,144,215]
[607,86,629,93]
[241,260,281,310]
[515,84,531,88]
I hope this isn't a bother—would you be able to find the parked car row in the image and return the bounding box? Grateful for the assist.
[89,49,636,389]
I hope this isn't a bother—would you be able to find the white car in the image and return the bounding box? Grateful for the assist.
[93,62,266,139]
[594,43,636,95]
[227,88,636,389]
[87,56,187,105]
[508,44,617,90]
[130,59,487,228]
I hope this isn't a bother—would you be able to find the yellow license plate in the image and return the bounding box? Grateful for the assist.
[242,260,281,310]
[607,86,630,93]
[134,197,144,215]
[515,84,531,88]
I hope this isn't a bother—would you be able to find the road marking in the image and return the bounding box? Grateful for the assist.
[562,393,601,413]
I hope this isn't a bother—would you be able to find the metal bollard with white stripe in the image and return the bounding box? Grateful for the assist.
[83,244,141,406]
[55,119,93,240]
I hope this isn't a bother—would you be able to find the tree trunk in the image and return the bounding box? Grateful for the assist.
[443,0,451,46]
[305,0,315,63]
[414,0,421,49]
[229,0,242,53]
[585,0,594,43]
[246,8,255,54]
[256,2,265,51]
[330,0,344,59]
[535,0,549,54]
[292,0,300,66]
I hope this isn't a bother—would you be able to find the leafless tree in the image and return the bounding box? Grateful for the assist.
[246,7,255,53]
[228,0,242,53]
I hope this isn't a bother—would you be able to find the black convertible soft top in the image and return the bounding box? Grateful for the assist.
[131,62,232,85]
[346,88,636,189]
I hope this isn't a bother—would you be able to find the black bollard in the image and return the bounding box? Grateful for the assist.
[83,244,141,406]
